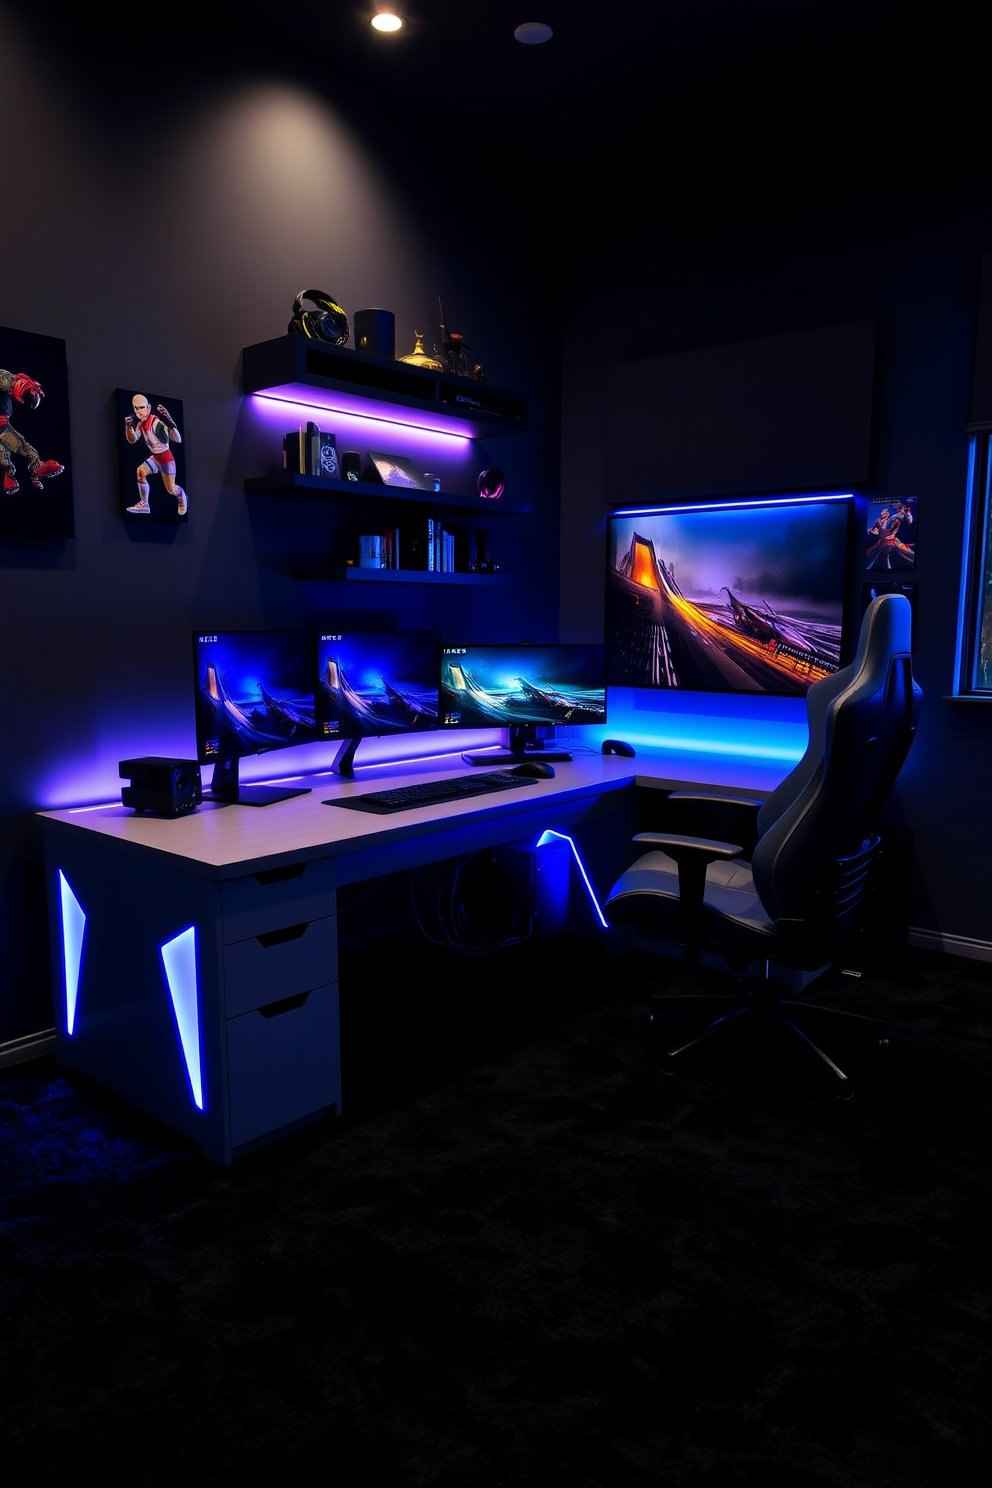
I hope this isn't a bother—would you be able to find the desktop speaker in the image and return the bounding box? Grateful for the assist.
[119,757,202,817]
[353,307,395,358]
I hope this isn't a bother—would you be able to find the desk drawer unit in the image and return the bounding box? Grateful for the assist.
[223,915,338,1018]
[219,867,341,1153]
[220,857,338,942]
[227,982,340,1149]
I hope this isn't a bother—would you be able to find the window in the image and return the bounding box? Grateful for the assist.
[955,431,992,694]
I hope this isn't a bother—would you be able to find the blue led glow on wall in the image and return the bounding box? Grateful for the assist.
[611,491,853,517]
[599,687,807,764]
[536,830,610,928]
[160,926,203,1110]
[58,870,86,1036]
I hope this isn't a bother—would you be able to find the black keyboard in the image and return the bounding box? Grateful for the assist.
[344,771,539,813]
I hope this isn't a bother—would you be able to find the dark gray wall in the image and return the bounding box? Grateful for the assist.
[559,161,992,950]
[0,16,560,1044]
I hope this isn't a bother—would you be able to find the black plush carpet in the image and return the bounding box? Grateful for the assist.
[1,934,989,1486]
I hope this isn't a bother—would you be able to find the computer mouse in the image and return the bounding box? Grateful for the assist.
[510,760,556,778]
[601,738,636,757]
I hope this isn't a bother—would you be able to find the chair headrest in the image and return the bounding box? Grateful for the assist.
[854,593,912,676]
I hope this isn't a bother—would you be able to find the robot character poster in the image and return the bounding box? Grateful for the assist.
[0,324,74,539]
[116,387,188,523]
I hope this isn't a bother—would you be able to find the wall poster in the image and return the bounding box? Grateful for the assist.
[116,388,188,523]
[0,324,74,539]
[867,498,916,570]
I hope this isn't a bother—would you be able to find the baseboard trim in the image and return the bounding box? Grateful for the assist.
[0,1028,56,1069]
[908,928,992,964]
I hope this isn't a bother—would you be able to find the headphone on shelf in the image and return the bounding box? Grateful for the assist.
[287,290,350,345]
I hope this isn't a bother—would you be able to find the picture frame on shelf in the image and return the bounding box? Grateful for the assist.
[367,451,429,490]
[318,431,339,479]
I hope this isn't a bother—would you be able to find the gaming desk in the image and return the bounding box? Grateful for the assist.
[40,749,788,1164]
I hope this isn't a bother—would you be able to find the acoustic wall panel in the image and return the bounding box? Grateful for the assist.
[604,319,877,502]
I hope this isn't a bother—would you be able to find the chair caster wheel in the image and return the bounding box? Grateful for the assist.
[878,1038,889,1049]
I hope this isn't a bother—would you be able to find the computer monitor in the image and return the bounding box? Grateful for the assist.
[440,643,608,764]
[193,630,318,805]
[315,630,442,776]
[606,494,853,696]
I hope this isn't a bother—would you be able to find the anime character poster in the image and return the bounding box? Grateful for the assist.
[116,388,188,523]
[0,324,74,539]
[867,498,916,569]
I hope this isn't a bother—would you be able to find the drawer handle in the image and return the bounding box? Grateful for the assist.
[255,922,310,948]
[254,863,308,885]
[258,991,311,1019]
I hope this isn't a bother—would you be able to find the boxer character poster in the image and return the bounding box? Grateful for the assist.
[116,388,188,523]
[0,324,74,539]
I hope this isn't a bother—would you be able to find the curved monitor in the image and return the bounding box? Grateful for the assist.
[606,494,853,696]
[193,630,318,805]
[316,631,441,739]
[440,643,607,763]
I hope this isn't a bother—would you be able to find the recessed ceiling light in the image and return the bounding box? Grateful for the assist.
[514,21,553,45]
[371,12,403,32]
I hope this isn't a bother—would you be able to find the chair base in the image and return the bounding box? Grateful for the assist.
[646,985,888,1097]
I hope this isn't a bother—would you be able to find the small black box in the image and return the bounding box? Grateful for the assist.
[119,757,202,817]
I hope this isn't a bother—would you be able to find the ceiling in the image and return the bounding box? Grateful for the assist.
[35,0,990,200]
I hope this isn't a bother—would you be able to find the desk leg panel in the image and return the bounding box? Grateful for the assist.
[44,831,207,1151]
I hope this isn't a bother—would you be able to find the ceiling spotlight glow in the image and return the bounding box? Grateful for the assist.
[514,21,553,44]
[371,11,404,31]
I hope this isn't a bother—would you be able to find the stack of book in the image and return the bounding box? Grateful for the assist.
[283,423,339,479]
[353,519,491,573]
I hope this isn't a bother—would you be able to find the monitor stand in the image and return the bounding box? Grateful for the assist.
[462,723,572,768]
[330,738,361,778]
[209,754,312,807]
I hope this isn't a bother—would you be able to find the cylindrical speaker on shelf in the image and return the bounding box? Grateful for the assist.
[354,308,396,359]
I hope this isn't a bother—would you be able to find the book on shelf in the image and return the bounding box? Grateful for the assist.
[380,527,400,570]
[283,427,305,474]
[401,516,431,571]
[283,423,338,478]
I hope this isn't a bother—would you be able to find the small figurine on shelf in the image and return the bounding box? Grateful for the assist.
[398,331,445,372]
[437,298,486,382]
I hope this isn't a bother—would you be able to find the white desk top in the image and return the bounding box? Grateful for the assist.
[39,747,791,880]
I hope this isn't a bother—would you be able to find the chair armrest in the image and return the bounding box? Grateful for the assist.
[632,833,744,862]
[667,792,764,813]
[664,793,763,860]
[631,834,744,938]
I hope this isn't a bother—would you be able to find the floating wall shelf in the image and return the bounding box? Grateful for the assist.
[243,336,530,439]
[244,470,529,515]
[293,566,512,586]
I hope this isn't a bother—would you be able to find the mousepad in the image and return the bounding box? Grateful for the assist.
[322,798,405,815]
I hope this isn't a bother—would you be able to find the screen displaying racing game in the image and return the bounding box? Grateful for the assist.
[193,631,319,764]
[315,631,441,739]
[439,644,608,730]
[606,496,852,696]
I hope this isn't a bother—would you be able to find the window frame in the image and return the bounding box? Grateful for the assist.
[954,429,992,697]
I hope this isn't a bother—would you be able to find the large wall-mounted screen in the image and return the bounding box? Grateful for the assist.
[606,495,852,696]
